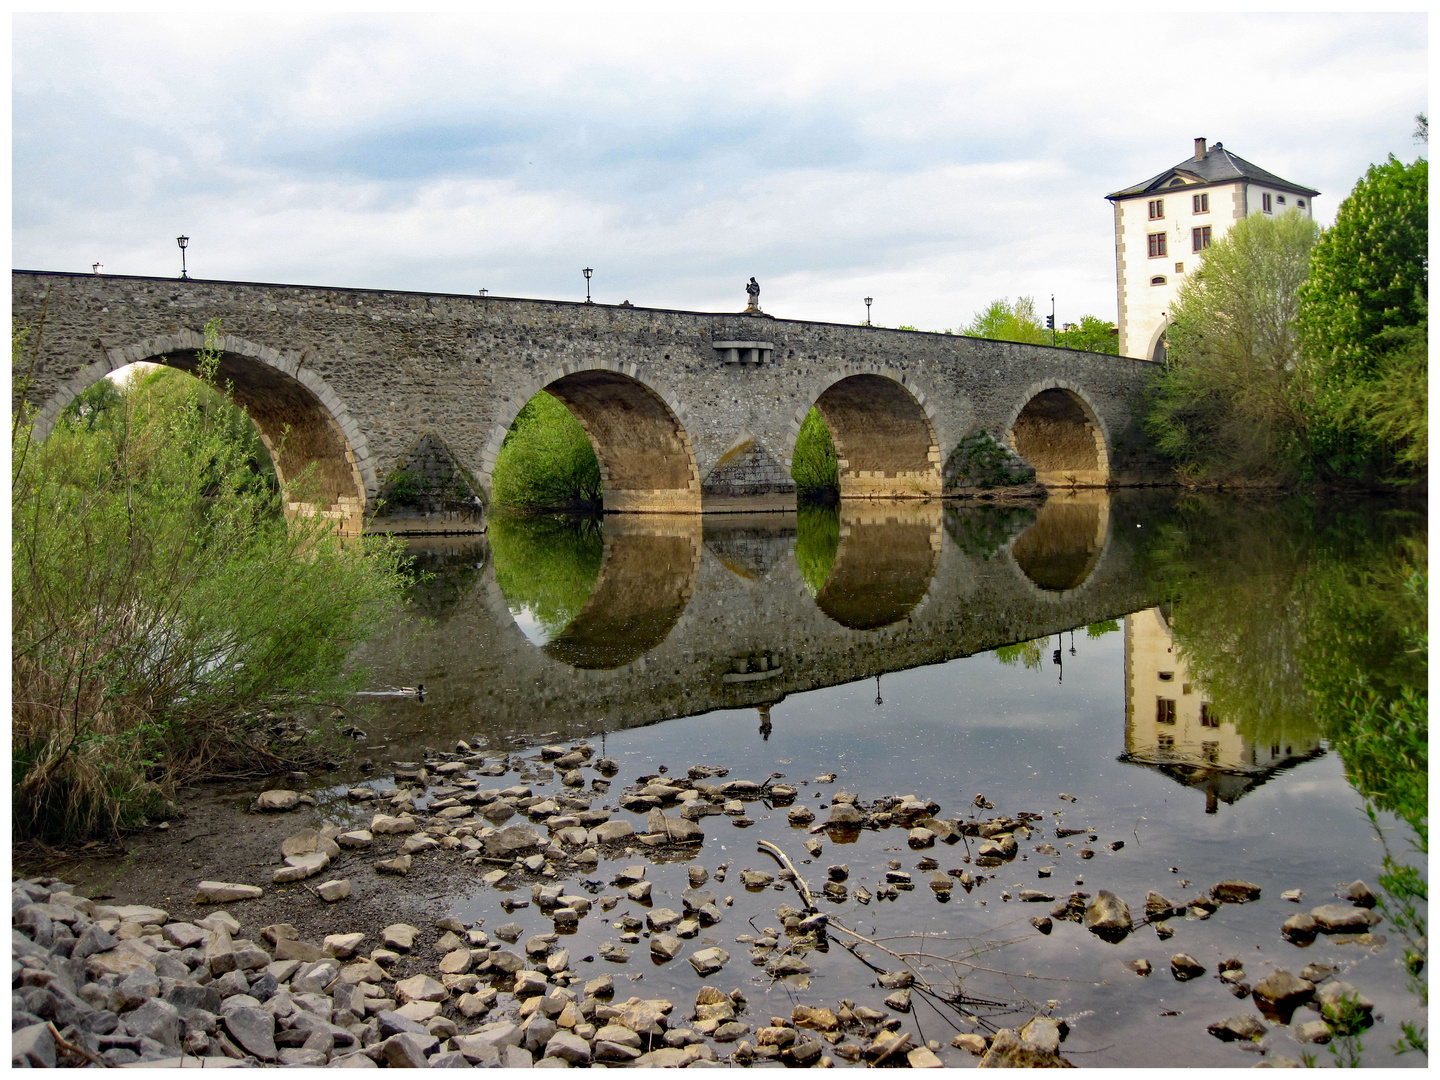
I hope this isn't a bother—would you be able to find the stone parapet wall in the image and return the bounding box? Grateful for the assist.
[13,272,1169,522]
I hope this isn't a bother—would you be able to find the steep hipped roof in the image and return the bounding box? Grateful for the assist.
[1107,141,1319,201]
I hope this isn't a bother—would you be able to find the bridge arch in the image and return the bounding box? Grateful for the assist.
[810,501,942,631]
[28,329,375,535]
[1002,380,1111,488]
[481,360,701,513]
[788,368,943,499]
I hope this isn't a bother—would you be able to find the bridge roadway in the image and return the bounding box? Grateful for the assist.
[13,272,1164,533]
[350,491,1170,751]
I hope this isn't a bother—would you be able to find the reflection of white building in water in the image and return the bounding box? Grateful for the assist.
[1122,607,1322,812]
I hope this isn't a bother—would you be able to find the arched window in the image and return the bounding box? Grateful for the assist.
[1150,275,1167,286]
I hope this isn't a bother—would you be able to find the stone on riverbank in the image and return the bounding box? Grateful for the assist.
[1310,904,1381,933]
[316,878,351,902]
[194,881,263,904]
[1083,890,1132,941]
[1171,953,1205,980]
[1207,1014,1267,1042]
[1210,879,1262,904]
[253,790,300,812]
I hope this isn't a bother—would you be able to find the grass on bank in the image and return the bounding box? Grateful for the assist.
[12,320,410,844]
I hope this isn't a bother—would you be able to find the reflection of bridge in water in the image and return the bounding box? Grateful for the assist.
[354,491,1177,749]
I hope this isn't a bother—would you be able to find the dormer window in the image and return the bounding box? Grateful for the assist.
[1151,276,1167,286]
[1168,178,1186,187]
[1148,199,1164,219]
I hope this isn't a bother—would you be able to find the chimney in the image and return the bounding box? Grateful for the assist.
[1194,137,1207,161]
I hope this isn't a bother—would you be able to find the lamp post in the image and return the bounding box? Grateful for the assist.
[582,267,593,303]
[92,262,102,275]
[176,235,189,280]
[864,297,872,326]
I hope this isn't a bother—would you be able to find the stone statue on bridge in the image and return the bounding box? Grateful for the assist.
[744,277,761,314]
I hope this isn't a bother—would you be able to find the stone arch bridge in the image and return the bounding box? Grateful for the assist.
[12,271,1163,533]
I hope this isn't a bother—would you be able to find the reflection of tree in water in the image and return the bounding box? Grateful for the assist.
[795,504,840,596]
[994,637,1049,670]
[401,538,490,619]
[490,513,604,641]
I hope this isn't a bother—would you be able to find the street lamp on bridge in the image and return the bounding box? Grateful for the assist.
[864,297,872,326]
[177,235,189,280]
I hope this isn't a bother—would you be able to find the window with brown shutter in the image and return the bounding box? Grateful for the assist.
[1148,199,1164,219]
[1192,193,1209,213]
[1148,233,1167,258]
[1192,226,1211,251]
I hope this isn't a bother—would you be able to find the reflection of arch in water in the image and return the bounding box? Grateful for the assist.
[813,501,942,630]
[788,371,942,499]
[31,331,374,534]
[480,362,701,513]
[1003,382,1110,488]
[542,515,702,669]
[1008,491,1110,594]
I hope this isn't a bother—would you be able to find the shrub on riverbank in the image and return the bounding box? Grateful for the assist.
[11,321,409,843]
[491,392,602,511]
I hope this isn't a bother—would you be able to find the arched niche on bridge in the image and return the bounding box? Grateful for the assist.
[1007,491,1111,595]
[490,514,702,670]
[29,330,374,535]
[482,363,701,514]
[790,372,943,500]
[1003,382,1111,488]
[808,501,942,631]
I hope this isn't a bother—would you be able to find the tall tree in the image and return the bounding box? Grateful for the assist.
[1298,155,1428,390]
[1297,154,1428,478]
[1145,210,1320,481]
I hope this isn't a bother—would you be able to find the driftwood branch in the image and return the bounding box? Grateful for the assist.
[756,839,817,911]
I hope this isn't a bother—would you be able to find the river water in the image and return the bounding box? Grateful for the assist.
[344,491,1426,1068]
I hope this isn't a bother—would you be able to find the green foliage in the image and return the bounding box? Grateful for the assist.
[489,512,604,639]
[1145,211,1321,482]
[1299,155,1428,390]
[384,468,423,506]
[492,391,602,510]
[791,407,839,503]
[1086,619,1120,638]
[995,637,1048,669]
[11,319,409,843]
[1056,315,1120,354]
[794,504,840,596]
[942,504,1035,561]
[1298,155,1428,483]
[961,296,1046,345]
[60,377,124,430]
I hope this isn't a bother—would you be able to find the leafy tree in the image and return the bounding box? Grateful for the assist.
[1299,155,1427,390]
[1144,210,1320,481]
[961,297,1046,345]
[1056,315,1119,355]
[1298,154,1428,479]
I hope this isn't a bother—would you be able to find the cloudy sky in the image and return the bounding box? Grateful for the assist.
[13,10,1427,332]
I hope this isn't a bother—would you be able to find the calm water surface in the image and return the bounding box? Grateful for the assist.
[343,492,1426,1068]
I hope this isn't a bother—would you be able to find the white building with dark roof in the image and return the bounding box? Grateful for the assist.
[1106,138,1319,360]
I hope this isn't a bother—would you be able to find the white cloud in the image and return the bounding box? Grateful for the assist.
[13,11,1426,333]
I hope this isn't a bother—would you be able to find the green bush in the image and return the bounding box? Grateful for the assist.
[792,408,838,503]
[492,392,602,510]
[11,320,409,842]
